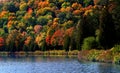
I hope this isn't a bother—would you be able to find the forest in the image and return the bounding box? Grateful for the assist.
[0,0,120,52]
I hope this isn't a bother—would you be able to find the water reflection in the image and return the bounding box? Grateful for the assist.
[0,56,120,73]
[97,63,120,73]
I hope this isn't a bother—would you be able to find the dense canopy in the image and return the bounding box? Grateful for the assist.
[0,0,119,52]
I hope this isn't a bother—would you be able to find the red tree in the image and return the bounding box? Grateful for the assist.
[46,35,51,45]
[0,37,4,47]
[50,29,64,46]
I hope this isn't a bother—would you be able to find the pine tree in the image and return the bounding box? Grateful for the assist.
[63,35,70,51]
[76,16,84,50]
[98,7,116,49]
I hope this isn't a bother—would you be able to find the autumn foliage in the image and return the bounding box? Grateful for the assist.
[0,37,4,47]
[0,0,119,52]
[51,30,64,46]
[46,35,51,45]
[38,1,49,8]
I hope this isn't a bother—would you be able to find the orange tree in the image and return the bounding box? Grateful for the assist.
[50,29,64,50]
[0,37,5,51]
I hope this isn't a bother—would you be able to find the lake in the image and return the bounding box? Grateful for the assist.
[0,55,120,73]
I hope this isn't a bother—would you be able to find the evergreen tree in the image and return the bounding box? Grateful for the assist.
[111,0,120,43]
[41,40,46,51]
[70,31,76,50]
[98,7,116,49]
[76,15,84,50]
[63,35,70,51]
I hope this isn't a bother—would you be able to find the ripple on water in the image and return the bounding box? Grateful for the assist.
[0,56,120,73]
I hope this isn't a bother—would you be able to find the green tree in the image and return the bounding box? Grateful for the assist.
[98,7,116,49]
[63,20,74,29]
[37,16,48,26]
[21,0,28,3]
[69,30,76,50]
[111,1,120,43]
[63,35,70,51]
[57,12,67,24]
[0,17,8,28]
[75,17,84,50]
[5,30,18,52]
[82,36,97,50]
[2,2,19,12]
[23,13,36,26]
[19,3,28,11]
[0,28,5,37]
[16,11,26,17]
[84,0,94,7]
[99,0,109,6]
[0,4,3,12]
[61,2,70,8]
[84,9,99,37]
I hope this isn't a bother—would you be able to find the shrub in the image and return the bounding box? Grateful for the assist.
[87,49,101,61]
[111,45,120,53]
[96,50,113,62]
[68,50,79,55]
[113,54,120,64]
[82,37,97,50]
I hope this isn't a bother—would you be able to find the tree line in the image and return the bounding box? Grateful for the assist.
[0,0,120,52]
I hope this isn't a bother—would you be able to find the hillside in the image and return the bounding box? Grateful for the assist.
[0,0,119,52]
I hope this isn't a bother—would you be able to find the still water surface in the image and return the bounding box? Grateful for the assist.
[0,56,120,73]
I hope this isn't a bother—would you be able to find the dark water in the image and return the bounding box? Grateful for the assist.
[0,56,120,73]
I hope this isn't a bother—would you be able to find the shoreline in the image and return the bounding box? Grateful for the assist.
[0,49,120,65]
[78,49,120,65]
[0,50,78,57]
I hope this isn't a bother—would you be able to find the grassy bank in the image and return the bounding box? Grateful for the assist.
[1,49,120,65]
[78,49,120,65]
[0,50,79,57]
